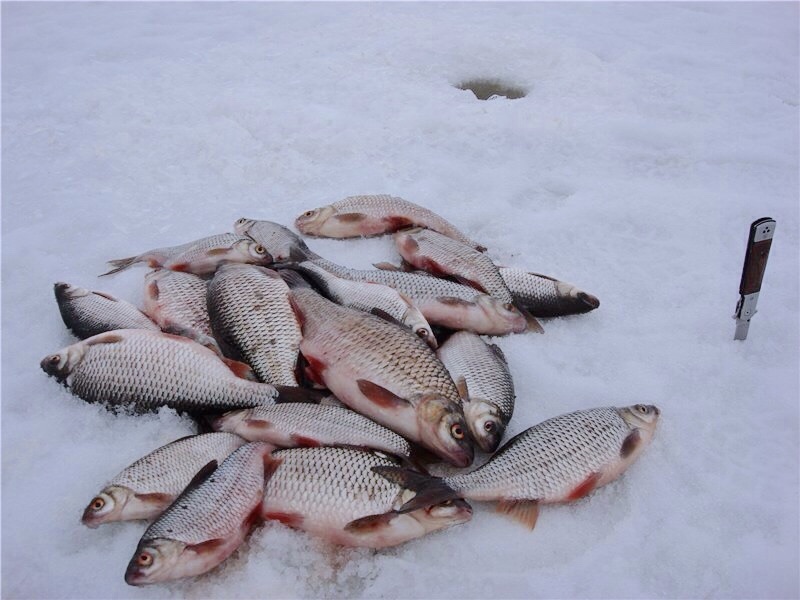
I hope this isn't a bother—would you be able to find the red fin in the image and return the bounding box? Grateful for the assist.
[335,212,367,223]
[357,380,411,409]
[133,492,173,506]
[188,538,226,554]
[620,429,641,459]
[496,499,540,530]
[263,453,282,482]
[223,357,258,381]
[400,236,419,253]
[436,296,473,307]
[290,434,321,447]
[264,511,304,528]
[244,504,263,529]
[146,279,160,301]
[372,262,401,271]
[244,418,272,430]
[170,263,190,272]
[86,333,124,346]
[384,216,414,230]
[344,512,397,533]
[567,472,601,501]
[303,353,327,379]
[455,376,469,401]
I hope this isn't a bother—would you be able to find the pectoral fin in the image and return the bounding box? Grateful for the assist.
[357,380,411,409]
[344,511,398,533]
[496,499,540,530]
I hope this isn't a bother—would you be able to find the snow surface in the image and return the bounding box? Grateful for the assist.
[2,2,798,598]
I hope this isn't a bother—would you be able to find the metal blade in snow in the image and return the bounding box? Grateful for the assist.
[733,217,776,341]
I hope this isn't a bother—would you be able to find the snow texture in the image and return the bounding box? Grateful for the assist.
[2,3,798,598]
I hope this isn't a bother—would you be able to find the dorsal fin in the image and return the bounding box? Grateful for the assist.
[370,308,404,328]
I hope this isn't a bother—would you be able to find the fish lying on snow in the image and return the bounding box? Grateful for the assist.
[54,282,159,339]
[40,329,318,413]
[142,269,221,354]
[290,260,437,349]
[101,233,272,277]
[125,442,276,585]
[288,288,474,467]
[207,264,301,386]
[499,268,600,317]
[234,218,316,262]
[261,446,472,548]
[309,258,528,336]
[438,405,660,529]
[295,194,486,251]
[82,432,247,528]
[437,331,515,453]
[212,403,412,458]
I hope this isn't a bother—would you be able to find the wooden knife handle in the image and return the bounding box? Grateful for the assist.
[739,218,776,295]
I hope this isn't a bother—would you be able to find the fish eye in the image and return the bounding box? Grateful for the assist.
[450,424,464,439]
[303,210,315,218]
[636,404,649,414]
[49,355,60,365]
[255,245,266,255]
[484,421,495,432]
[503,303,515,311]
[236,218,247,224]
[416,328,428,339]
[440,500,453,506]
[137,552,153,567]
[91,497,105,511]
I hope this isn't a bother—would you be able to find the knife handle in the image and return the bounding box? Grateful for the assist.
[739,218,776,295]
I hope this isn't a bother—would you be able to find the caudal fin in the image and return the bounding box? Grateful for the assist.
[274,385,325,404]
[100,256,140,277]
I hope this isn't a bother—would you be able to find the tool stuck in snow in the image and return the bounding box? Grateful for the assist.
[733,217,776,341]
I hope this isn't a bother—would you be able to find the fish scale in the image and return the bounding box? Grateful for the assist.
[54,283,159,339]
[142,442,271,545]
[395,228,514,303]
[444,406,658,503]
[207,264,301,386]
[142,269,220,352]
[42,329,283,412]
[437,331,515,453]
[213,404,412,457]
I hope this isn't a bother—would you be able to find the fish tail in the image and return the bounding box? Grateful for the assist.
[99,255,140,277]
[371,465,462,513]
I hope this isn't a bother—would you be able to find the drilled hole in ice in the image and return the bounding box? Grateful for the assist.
[456,79,527,100]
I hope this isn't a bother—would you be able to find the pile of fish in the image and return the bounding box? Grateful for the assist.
[42,195,658,586]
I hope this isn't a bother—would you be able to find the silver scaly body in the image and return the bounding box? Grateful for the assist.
[54,283,159,339]
[498,268,600,317]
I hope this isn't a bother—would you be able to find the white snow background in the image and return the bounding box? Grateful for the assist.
[2,2,798,598]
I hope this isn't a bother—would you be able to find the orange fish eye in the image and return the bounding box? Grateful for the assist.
[450,424,464,439]
[255,245,266,255]
[137,552,153,567]
[91,497,105,511]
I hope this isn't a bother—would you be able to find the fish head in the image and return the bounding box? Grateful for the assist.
[233,217,257,236]
[235,239,273,266]
[476,296,528,334]
[124,538,188,586]
[417,394,474,468]
[412,498,473,533]
[462,398,506,453]
[81,485,134,528]
[402,307,438,349]
[555,280,600,314]
[619,404,661,443]
[295,205,336,235]
[53,282,90,302]
[40,342,87,382]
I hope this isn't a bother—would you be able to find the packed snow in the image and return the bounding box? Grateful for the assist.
[2,2,798,598]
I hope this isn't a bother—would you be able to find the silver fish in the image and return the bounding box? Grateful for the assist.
[262,447,472,548]
[394,228,514,304]
[125,442,276,585]
[293,260,437,349]
[309,258,527,336]
[437,332,515,453]
[234,218,315,263]
[101,233,272,277]
[212,403,412,458]
[82,432,247,528]
[499,268,600,317]
[54,282,159,339]
[142,269,221,354]
[40,329,316,413]
[288,288,474,467]
[442,405,660,529]
[207,264,301,386]
[295,194,486,250]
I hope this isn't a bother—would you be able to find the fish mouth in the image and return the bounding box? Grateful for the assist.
[124,565,148,586]
[577,292,600,311]
[443,444,474,468]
